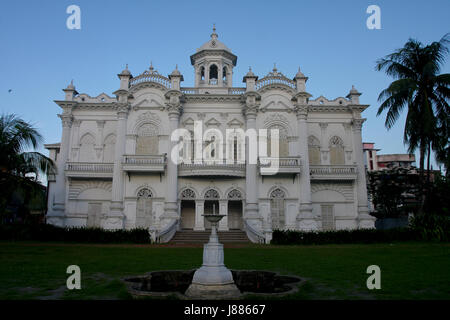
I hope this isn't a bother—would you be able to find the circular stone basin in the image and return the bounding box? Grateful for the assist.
[123,270,303,299]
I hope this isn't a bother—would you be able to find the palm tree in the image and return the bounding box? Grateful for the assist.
[0,114,55,221]
[375,34,450,185]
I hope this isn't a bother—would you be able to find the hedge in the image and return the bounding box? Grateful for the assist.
[271,227,446,245]
[0,223,151,244]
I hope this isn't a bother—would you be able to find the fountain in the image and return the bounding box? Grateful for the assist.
[184,205,241,299]
[122,205,303,299]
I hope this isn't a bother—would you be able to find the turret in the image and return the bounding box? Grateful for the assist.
[63,80,78,101]
[190,25,237,88]
[346,85,361,104]
[118,64,132,90]
[168,65,184,91]
[243,67,258,92]
[293,67,308,93]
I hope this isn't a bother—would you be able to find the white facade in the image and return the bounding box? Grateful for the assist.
[45,28,375,243]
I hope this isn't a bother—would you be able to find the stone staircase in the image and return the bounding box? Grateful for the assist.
[170,230,250,244]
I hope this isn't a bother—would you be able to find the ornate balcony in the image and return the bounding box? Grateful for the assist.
[309,165,357,180]
[259,157,302,175]
[178,159,246,177]
[122,155,166,173]
[65,162,113,178]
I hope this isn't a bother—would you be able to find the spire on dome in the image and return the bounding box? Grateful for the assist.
[211,23,218,39]
[294,67,306,79]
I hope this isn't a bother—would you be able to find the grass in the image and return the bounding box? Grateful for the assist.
[0,241,449,300]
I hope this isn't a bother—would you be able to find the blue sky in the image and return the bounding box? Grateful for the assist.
[1,0,449,169]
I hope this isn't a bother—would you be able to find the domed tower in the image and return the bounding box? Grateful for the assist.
[190,25,237,91]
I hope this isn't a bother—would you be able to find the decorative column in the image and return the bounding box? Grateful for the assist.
[106,103,128,229]
[352,118,375,228]
[194,200,205,230]
[294,103,316,230]
[164,68,184,222]
[47,81,78,227]
[106,66,132,230]
[242,70,263,236]
[292,68,318,231]
[48,113,73,226]
[218,200,228,231]
[243,94,260,219]
[347,86,375,229]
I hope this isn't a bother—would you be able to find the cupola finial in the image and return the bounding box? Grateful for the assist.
[211,23,218,39]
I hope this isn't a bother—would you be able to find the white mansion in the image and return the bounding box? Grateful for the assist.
[45,28,375,243]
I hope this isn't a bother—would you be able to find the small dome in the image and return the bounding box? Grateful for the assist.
[170,65,181,76]
[66,80,75,90]
[197,25,232,53]
[349,85,359,94]
[120,64,131,76]
[294,67,305,78]
[245,67,256,77]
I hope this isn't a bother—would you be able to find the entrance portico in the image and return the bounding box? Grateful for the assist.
[179,188,244,232]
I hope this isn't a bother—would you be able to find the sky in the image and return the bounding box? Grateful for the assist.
[1,0,449,169]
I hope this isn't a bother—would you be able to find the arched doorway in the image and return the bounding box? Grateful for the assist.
[204,189,220,229]
[180,189,196,230]
[227,189,243,230]
[270,188,286,230]
[136,188,153,228]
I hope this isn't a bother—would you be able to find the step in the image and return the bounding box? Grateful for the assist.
[170,230,250,243]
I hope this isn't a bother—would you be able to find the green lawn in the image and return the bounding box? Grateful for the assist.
[0,242,449,300]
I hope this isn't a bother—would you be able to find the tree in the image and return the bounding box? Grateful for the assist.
[0,114,55,221]
[367,167,420,219]
[375,34,450,185]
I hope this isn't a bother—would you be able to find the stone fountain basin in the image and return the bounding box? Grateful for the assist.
[202,214,226,223]
[123,270,303,299]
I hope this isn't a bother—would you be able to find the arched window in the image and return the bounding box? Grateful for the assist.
[329,136,345,165]
[204,189,220,199]
[103,134,116,163]
[227,189,242,200]
[308,135,321,165]
[79,133,96,162]
[200,66,205,81]
[267,125,289,157]
[270,188,285,230]
[181,188,196,199]
[222,66,228,83]
[136,123,159,155]
[209,64,218,82]
[136,188,153,228]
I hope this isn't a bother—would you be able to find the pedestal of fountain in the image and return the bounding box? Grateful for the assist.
[185,214,241,299]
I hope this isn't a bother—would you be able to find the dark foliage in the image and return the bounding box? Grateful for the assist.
[0,223,152,243]
[271,223,450,245]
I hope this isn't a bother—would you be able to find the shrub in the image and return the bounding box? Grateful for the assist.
[270,227,446,245]
[410,213,450,241]
[0,223,151,244]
